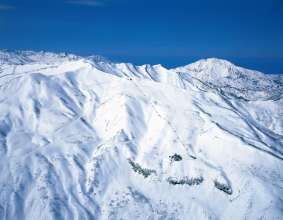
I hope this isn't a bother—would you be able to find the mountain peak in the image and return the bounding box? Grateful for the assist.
[179,58,238,75]
[193,57,235,66]
[174,57,266,80]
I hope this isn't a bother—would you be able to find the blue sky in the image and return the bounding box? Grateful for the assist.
[0,0,283,73]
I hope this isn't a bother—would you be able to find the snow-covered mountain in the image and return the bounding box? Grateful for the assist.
[0,50,282,220]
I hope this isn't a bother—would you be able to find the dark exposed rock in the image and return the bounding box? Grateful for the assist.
[128,159,156,178]
[214,180,233,195]
[169,154,183,162]
[167,176,203,186]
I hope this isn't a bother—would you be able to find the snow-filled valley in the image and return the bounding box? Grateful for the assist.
[0,50,283,220]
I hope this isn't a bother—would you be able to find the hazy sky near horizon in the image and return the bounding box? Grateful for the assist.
[0,0,283,73]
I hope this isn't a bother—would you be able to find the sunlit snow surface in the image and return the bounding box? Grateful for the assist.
[0,50,283,219]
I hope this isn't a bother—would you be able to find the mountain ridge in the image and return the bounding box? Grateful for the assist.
[2,49,281,75]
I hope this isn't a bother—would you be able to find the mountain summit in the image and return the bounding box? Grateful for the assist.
[0,51,282,219]
[175,58,283,101]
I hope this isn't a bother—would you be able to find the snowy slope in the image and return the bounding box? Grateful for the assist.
[0,50,283,220]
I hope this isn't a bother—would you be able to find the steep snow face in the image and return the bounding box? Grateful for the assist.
[0,51,283,220]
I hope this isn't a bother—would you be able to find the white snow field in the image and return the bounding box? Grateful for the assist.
[0,50,283,220]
